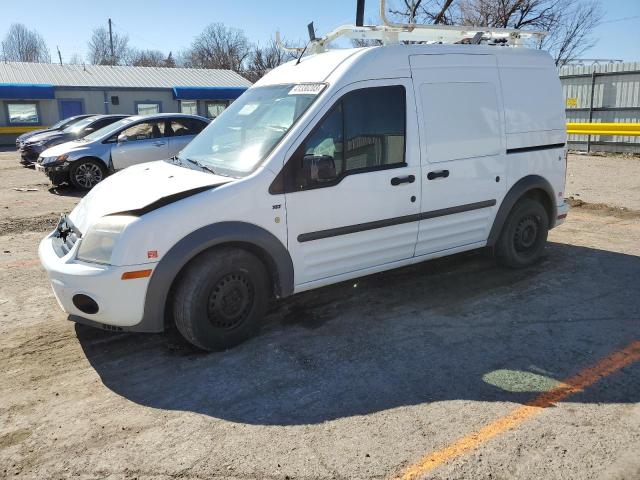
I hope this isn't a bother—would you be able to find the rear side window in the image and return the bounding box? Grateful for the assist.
[420,82,501,162]
[120,121,165,141]
[168,118,207,137]
[277,85,406,193]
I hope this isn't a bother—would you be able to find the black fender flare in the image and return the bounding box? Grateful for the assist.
[134,222,294,332]
[486,175,557,247]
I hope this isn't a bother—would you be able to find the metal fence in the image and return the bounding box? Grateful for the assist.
[560,61,640,153]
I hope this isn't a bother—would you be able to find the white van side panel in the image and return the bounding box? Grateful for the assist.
[410,53,506,256]
[498,53,566,150]
[497,53,567,206]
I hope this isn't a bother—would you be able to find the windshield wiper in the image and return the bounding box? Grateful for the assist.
[187,158,218,175]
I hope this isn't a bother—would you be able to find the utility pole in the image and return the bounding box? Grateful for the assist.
[108,18,115,65]
[57,46,63,66]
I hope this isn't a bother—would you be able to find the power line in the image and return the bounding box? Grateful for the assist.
[600,15,640,25]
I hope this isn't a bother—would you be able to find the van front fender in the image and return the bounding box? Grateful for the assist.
[134,222,294,332]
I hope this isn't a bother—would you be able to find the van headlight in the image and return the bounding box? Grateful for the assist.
[76,216,133,264]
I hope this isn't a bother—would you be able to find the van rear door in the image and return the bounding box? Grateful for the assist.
[410,54,506,256]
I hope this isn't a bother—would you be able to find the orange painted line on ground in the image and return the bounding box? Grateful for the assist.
[395,339,640,480]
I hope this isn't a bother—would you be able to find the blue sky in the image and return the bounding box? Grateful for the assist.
[1,0,638,62]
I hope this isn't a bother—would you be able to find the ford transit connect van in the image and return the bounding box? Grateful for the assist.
[39,35,569,351]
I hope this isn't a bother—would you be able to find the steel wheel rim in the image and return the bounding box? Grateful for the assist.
[74,163,103,188]
[514,214,540,253]
[207,272,254,330]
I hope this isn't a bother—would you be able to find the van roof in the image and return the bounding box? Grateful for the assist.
[256,44,554,88]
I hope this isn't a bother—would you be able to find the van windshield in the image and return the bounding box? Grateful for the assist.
[177,84,324,177]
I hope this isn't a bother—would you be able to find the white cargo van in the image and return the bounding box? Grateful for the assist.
[39,21,568,351]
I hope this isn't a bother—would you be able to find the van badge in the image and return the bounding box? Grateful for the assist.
[272,204,281,210]
[147,250,158,259]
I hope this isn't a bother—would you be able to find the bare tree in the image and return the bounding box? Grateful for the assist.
[387,0,457,24]
[245,38,297,82]
[87,26,130,65]
[164,51,176,68]
[128,49,166,67]
[1,23,50,62]
[67,53,84,65]
[182,23,251,73]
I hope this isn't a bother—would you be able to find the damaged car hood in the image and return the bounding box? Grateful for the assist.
[69,160,230,232]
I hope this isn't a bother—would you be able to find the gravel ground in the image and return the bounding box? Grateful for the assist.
[0,150,639,479]
[566,153,640,211]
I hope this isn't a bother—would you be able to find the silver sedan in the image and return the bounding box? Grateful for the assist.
[36,113,210,190]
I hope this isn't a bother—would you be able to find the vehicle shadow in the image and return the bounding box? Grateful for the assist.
[48,184,86,198]
[77,242,640,425]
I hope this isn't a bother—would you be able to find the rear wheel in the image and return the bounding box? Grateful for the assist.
[69,159,107,190]
[173,248,270,351]
[495,198,549,268]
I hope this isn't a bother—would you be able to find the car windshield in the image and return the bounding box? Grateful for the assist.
[82,117,137,142]
[51,118,74,129]
[63,117,96,134]
[177,84,324,177]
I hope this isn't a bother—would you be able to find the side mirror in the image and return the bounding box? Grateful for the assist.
[302,154,337,183]
[117,133,128,143]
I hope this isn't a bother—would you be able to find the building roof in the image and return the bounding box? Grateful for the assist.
[0,62,252,89]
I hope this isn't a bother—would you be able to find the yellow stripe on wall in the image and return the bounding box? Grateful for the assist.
[0,126,48,134]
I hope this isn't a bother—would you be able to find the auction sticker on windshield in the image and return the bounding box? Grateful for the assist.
[289,83,325,95]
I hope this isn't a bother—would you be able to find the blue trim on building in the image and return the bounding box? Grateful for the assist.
[172,86,247,100]
[0,83,55,99]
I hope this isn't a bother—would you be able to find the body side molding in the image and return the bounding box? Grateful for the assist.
[506,143,565,154]
[134,222,294,332]
[298,200,496,243]
[486,175,557,247]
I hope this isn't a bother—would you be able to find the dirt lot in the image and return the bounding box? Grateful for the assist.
[1,150,639,480]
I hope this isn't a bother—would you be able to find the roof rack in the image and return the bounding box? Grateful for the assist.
[279,0,547,54]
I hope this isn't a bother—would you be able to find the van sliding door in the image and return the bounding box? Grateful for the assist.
[409,54,507,256]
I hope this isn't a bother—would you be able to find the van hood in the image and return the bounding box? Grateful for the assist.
[69,160,230,232]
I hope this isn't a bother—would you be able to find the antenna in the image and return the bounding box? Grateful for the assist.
[57,46,63,66]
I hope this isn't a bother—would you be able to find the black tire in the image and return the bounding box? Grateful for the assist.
[173,248,270,351]
[495,198,549,268]
[69,159,108,190]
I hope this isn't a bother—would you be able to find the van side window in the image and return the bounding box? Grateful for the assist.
[274,85,406,193]
[343,86,406,172]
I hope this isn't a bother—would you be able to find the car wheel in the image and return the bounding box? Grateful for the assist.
[495,198,549,268]
[173,247,270,351]
[69,159,107,190]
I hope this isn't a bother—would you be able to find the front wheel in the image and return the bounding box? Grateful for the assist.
[495,198,549,268]
[69,159,108,190]
[173,248,270,351]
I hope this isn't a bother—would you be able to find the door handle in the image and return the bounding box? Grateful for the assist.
[152,141,166,147]
[391,175,415,186]
[427,170,449,180]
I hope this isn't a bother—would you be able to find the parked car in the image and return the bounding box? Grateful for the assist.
[16,114,94,152]
[19,115,128,166]
[39,41,569,352]
[36,113,210,190]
